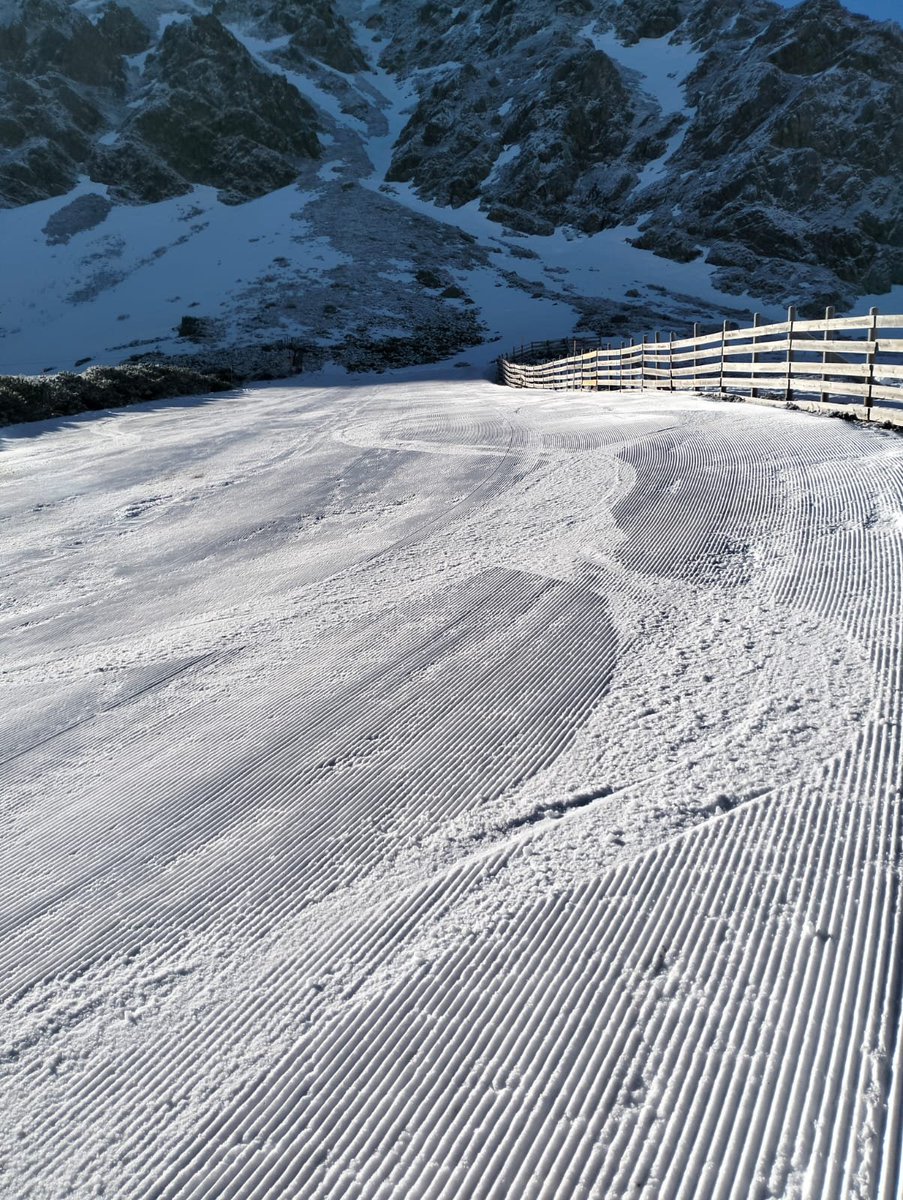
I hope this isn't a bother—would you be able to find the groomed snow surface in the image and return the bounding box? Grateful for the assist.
[1,374,902,1199]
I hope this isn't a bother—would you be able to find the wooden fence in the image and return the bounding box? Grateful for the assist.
[497,307,903,416]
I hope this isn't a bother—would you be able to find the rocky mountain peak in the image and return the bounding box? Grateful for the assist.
[123,16,320,202]
[608,0,684,45]
[0,0,127,86]
[216,0,367,73]
[0,0,900,372]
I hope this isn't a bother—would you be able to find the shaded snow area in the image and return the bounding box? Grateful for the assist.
[0,10,781,376]
[2,377,902,1197]
[582,27,700,191]
[0,169,774,376]
[0,181,331,372]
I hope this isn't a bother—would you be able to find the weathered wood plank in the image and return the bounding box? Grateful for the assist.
[788,338,877,355]
[721,360,872,378]
[670,364,722,378]
[870,383,903,402]
[670,348,726,364]
[783,379,874,399]
[669,332,725,351]
[793,315,875,333]
[720,339,791,357]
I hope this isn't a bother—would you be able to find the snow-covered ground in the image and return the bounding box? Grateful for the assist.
[0,166,781,377]
[581,25,701,191]
[0,16,784,376]
[1,376,902,1197]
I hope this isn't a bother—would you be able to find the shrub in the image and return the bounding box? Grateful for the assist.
[0,363,232,428]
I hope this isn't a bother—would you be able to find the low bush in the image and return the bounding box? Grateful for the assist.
[0,363,233,428]
[335,313,484,373]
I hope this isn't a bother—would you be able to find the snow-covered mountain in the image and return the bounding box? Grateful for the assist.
[1,0,901,374]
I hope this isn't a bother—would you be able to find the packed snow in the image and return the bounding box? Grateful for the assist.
[1,375,902,1197]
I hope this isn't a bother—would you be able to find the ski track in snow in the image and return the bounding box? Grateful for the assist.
[0,377,902,1199]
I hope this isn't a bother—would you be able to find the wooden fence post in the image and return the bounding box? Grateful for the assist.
[820,305,834,404]
[751,313,760,398]
[669,332,675,391]
[654,330,661,392]
[866,306,878,418]
[785,306,796,403]
[692,323,700,388]
[719,319,728,394]
[641,334,648,391]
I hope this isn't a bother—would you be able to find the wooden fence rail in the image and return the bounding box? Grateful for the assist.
[497,307,903,418]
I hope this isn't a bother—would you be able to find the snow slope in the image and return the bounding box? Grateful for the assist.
[4,0,902,374]
[0,6,790,375]
[0,163,777,376]
[1,377,901,1197]
[0,180,333,373]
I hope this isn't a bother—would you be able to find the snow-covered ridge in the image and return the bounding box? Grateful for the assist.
[0,0,901,373]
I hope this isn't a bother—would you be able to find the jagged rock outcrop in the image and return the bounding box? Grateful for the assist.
[125,16,320,202]
[0,1,321,208]
[628,0,903,309]
[0,0,900,351]
[0,0,137,205]
[375,0,658,231]
[87,139,189,206]
[610,0,682,43]
[385,41,648,233]
[370,0,902,308]
[213,0,366,73]
[0,0,130,88]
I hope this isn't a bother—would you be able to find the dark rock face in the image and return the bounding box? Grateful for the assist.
[369,0,903,303]
[214,0,365,71]
[87,139,190,205]
[0,0,129,88]
[628,0,903,306]
[95,3,153,57]
[126,16,320,201]
[0,0,322,208]
[611,0,682,44]
[0,0,121,206]
[254,0,367,73]
[0,0,901,314]
[380,4,651,233]
[0,136,79,207]
[42,192,112,244]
